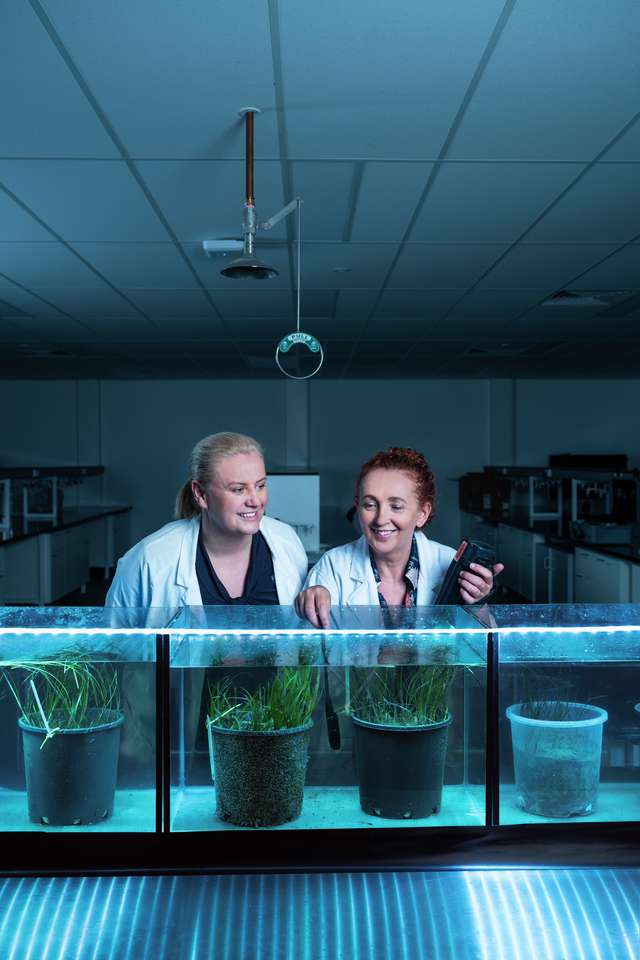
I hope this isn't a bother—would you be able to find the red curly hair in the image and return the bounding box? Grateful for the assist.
[355,447,437,524]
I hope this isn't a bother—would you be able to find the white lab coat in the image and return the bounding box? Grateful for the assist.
[304,532,456,606]
[105,515,308,609]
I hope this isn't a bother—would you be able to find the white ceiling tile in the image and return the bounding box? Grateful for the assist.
[450,1,640,160]
[0,194,53,242]
[213,289,294,320]
[137,160,286,242]
[411,163,585,241]
[0,296,31,321]
[301,243,398,289]
[507,310,619,339]
[373,289,461,318]
[408,341,470,357]
[122,288,217,319]
[221,317,293,340]
[0,161,168,241]
[70,242,199,288]
[0,320,28,342]
[291,163,355,240]
[566,244,640,289]
[434,316,511,338]
[6,316,100,341]
[28,286,142,319]
[0,286,71,319]
[182,241,292,290]
[602,118,640,161]
[389,243,508,287]
[298,290,337,320]
[316,341,355,355]
[280,0,505,158]
[39,0,279,157]
[305,315,362,339]
[147,317,229,339]
[0,242,108,287]
[351,163,433,240]
[358,340,420,355]
[335,289,381,320]
[0,4,117,158]
[476,243,619,290]
[526,164,640,242]
[447,289,547,320]
[364,315,441,339]
[80,316,171,339]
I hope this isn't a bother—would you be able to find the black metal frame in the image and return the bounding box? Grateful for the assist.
[2,627,639,876]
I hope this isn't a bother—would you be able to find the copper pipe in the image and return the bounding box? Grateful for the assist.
[245,110,255,205]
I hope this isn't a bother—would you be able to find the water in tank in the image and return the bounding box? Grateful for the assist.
[168,604,488,832]
[0,606,160,832]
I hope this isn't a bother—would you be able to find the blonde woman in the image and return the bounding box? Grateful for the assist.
[106,432,308,773]
[106,432,307,608]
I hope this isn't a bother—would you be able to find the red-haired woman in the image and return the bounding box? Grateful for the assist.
[296,447,503,627]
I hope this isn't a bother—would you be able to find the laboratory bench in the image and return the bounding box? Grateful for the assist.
[0,506,131,604]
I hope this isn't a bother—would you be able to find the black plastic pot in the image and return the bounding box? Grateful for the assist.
[19,709,124,826]
[208,721,312,827]
[352,714,452,819]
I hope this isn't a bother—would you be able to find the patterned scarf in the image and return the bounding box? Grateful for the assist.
[369,533,420,609]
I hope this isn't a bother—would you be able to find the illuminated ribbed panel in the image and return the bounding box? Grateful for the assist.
[0,870,637,959]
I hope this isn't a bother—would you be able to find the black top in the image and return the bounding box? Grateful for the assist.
[195,530,279,605]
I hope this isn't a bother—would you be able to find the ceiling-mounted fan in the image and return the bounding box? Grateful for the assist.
[202,107,298,279]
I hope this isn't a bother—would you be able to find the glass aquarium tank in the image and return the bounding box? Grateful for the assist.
[495,604,640,825]
[0,606,162,832]
[168,605,488,833]
[1,602,638,856]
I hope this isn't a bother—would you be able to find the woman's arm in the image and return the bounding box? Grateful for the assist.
[295,551,345,627]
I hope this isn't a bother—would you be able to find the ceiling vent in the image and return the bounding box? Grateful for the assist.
[542,289,632,308]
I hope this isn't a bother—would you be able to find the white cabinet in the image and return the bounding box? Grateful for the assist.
[0,510,130,604]
[497,524,543,600]
[38,527,90,603]
[0,538,41,604]
[520,530,544,600]
[497,525,518,593]
[66,526,90,592]
[548,547,574,603]
[574,548,631,603]
[89,512,131,575]
[631,565,640,603]
[534,545,574,604]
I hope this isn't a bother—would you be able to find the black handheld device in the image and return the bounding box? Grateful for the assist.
[434,539,496,605]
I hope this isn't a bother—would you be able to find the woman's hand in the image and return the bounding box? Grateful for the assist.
[458,562,504,604]
[295,586,332,628]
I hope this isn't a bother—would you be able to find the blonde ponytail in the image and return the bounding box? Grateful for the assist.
[174,480,198,520]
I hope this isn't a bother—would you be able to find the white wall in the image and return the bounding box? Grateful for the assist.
[100,380,287,542]
[308,380,493,548]
[514,381,640,468]
[1,377,638,552]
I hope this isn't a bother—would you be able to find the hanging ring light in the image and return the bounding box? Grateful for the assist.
[275,198,324,380]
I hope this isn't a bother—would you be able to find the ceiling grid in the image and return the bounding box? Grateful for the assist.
[0,0,638,378]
